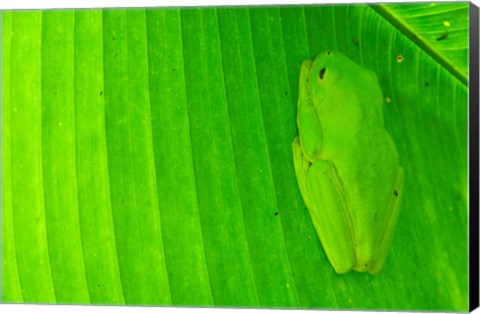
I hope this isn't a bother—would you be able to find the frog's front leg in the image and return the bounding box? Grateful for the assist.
[368,166,405,274]
[296,60,324,162]
[292,137,311,209]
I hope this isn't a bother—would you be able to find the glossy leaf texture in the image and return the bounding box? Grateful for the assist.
[1,4,469,311]
[373,2,469,83]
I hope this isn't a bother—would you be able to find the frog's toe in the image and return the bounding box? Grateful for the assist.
[353,260,372,273]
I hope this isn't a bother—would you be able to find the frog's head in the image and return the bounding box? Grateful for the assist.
[308,51,353,106]
[307,51,379,112]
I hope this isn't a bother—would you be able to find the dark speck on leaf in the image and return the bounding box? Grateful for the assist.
[274,211,279,216]
[99,91,103,96]
[352,35,359,48]
[436,32,448,41]
[394,190,398,197]
[172,68,177,72]
[425,81,430,87]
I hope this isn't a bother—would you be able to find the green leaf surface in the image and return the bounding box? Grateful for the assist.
[373,2,469,83]
[1,3,469,311]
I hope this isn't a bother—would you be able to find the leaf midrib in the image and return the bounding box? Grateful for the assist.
[370,3,468,86]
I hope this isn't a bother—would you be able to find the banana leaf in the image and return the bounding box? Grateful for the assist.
[1,2,470,311]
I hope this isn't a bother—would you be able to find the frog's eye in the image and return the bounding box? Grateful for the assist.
[319,67,327,80]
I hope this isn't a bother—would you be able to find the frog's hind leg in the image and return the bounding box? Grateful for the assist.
[305,159,356,274]
[369,166,405,275]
